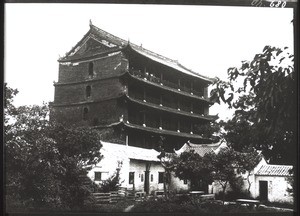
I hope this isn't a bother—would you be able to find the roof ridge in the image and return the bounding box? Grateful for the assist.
[263,164,293,167]
[91,24,182,65]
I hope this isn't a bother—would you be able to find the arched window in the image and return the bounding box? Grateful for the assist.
[86,85,91,98]
[88,62,94,77]
[83,107,89,120]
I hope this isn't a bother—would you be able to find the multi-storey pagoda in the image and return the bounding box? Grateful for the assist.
[51,22,217,152]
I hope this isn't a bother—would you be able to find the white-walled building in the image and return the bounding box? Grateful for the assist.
[249,158,293,203]
[87,141,188,195]
[176,141,294,204]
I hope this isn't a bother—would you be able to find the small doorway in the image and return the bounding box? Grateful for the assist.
[259,181,268,201]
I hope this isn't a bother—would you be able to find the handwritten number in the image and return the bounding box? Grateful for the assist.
[270,1,286,8]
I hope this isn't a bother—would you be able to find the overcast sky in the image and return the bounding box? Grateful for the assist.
[4,4,294,120]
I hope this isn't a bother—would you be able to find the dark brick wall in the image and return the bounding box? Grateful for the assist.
[51,99,126,127]
[58,52,128,83]
[54,78,124,104]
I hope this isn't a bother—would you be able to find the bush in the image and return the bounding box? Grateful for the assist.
[99,169,121,193]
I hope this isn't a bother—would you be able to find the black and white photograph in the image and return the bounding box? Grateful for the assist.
[4,1,298,214]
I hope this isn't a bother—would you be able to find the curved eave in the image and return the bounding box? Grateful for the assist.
[58,47,124,63]
[125,45,214,84]
[92,121,206,140]
[51,94,123,107]
[126,72,213,104]
[125,94,215,121]
[123,122,205,139]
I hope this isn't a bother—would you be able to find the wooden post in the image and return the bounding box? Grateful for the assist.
[143,87,146,101]
[159,116,162,129]
[160,95,163,106]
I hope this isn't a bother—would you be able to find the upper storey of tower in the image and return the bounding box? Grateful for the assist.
[58,23,215,85]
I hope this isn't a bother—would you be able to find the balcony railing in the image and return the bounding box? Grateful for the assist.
[126,94,214,121]
[129,69,206,99]
[127,118,200,136]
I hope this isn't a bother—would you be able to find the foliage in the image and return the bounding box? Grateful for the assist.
[131,196,259,213]
[194,121,221,143]
[173,150,213,186]
[205,147,238,204]
[99,169,121,193]
[236,150,261,194]
[157,136,176,198]
[210,46,296,165]
[5,84,103,211]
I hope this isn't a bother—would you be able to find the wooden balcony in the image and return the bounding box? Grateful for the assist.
[125,94,216,121]
[127,70,211,103]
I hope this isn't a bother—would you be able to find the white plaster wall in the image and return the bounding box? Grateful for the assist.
[170,173,189,193]
[129,160,165,193]
[253,176,293,203]
[87,149,130,187]
[212,181,233,195]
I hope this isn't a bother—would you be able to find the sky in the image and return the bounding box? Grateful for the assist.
[4,4,294,120]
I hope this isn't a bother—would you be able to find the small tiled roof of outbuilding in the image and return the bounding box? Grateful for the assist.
[255,164,293,176]
[175,141,227,157]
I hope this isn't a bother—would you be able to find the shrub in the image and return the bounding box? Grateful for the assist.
[99,169,121,193]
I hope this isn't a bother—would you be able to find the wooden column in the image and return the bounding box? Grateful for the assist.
[159,115,162,129]
[190,123,193,134]
[160,95,163,106]
[143,87,146,101]
[177,120,180,132]
[191,81,194,93]
[126,134,129,146]
[143,112,146,126]
[177,98,180,110]
[160,73,163,82]
[191,102,193,113]
[178,79,181,88]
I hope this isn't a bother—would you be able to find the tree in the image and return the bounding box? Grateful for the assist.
[4,84,103,210]
[193,121,221,143]
[205,147,238,204]
[210,46,296,165]
[236,150,261,195]
[157,136,176,199]
[173,150,213,192]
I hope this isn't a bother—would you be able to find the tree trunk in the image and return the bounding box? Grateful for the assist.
[246,173,251,196]
[163,172,168,199]
[221,181,227,205]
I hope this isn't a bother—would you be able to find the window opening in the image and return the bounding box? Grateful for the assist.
[94,172,102,181]
[129,172,135,184]
[158,172,164,184]
[88,62,94,77]
[86,86,91,98]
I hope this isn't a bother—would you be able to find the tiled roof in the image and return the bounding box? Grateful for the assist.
[175,141,226,157]
[255,164,293,176]
[101,141,160,162]
[62,24,215,83]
